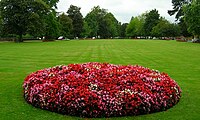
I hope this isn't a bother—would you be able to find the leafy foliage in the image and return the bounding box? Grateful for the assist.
[67,5,84,38]
[58,13,73,38]
[119,23,128,38]
[151,18,180,37]
[43,0,59,8]
[178,18,192,37]
[85,6,107,38]
[0,1,190,41]
[143,9,160,36]
[126,16,145,37]
[0,15,3,36]
[85,6,119,39]
[168,0,192,20]
[99,13,119,38]
[81,20,91,38]
[44,11,60,39]
[183,0,200,38]
[0,0,49,42]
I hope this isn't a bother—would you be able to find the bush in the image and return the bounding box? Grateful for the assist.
[23,62,181,118]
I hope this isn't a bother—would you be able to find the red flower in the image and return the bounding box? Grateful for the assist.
[23,62,181,118]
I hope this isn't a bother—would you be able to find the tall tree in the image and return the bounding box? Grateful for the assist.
[168,0,192,20]
[151,18,180,37]
[126,14,146,38]
[126,17,138,38]
[120,23,128,38]
[44,11,60,39]
[43,0,59,8]
[67,5,84,38]
[143,9,160,37]
[0,0,49,42]
[39,0,60,39]
[178,18,192,37]
[85,6,107,38]
[81,20,91,38]
[106,13,119,37]
[85,6,120,38]
[183,0,200,39]
[99,12,119,38]
[58,13,73,38]
[0,15,2,37]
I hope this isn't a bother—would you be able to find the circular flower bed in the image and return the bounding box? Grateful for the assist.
[23,62,181,118]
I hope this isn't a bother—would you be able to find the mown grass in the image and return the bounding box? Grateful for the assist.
[0,40,199,120]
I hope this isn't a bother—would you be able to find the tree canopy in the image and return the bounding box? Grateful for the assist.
[43,0,59,8]
[58,13,73,38]
[67,5,84,38]
[120,23,128,38]
[126,15,145,38]
[85,6,107,38]
[84,6,119,39]
[168,0,192,20]
[178,18,192,37]
[44,11,60,39]
[99,12,119,38]
[126,10,180,38]
[183,0,200,39]
[0,0,49,42]
[151,18,180,37]
[0,1,189,41]
[143,9,160,36]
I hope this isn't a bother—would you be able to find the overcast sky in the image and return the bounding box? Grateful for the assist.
[57,0,175,23]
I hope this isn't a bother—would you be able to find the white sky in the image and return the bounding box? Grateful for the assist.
[57,0,175,23]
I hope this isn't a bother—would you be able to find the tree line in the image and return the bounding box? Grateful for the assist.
[168,0,200,40]
[126,9,181,39]
[0,0,199,42]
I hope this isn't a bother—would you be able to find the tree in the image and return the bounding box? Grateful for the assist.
[85,6,107,38]
[184,0,200,39]
[126,15,145,38]
[137,13,146,37]
[168,0,192,20]
[43,0,59,8]
[178,18,192,37]
[44,11,60,39]
[169,23,181,37]
[67,5,84,38]
[126,17,137,37]
[99,12,119,38]
[143,9,160,37]
[119,23,128,38]
[106,13,119,37]
[37,0,60,39]
[151,18,180,37]
[0,15,3,37]
[58,13,73,38]
[0,0,49,42]
[81,20,91,38]
[85,6,120,38]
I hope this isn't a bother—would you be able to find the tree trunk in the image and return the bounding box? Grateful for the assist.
[19,34,23,42]
[192,35,199,42]
[14,34,23,42]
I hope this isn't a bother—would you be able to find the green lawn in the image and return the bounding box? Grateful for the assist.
[0,40,199,120]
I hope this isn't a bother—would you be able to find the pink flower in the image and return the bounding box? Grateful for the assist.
[23,62,181,118]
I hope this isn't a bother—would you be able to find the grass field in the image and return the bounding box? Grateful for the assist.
[0,40,199,120]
